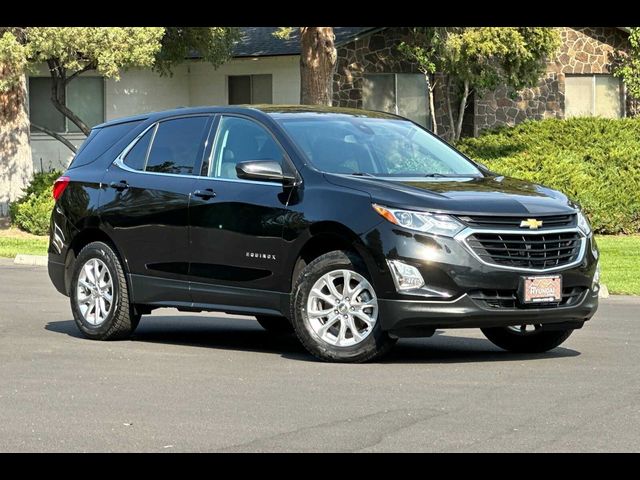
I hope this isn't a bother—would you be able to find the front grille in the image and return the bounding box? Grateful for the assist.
[466,231,582,270]
[469,286,587,309]
[457,214,576,230]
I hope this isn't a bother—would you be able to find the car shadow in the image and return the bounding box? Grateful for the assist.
[45,315,580,364]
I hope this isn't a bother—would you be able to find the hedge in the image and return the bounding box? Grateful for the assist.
[455,117,640,234]
[9,170,61,236]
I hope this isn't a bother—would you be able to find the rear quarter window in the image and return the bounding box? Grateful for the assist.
[68,120,143,169]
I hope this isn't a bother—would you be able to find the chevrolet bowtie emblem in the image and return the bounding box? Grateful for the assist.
[520,218,543,229]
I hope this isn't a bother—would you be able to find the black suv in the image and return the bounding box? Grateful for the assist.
[48,106,600,362]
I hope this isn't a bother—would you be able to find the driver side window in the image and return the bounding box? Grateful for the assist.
[209,116,284,179]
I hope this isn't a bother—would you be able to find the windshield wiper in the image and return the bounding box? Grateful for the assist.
[423,173,481,178]
[350,172,376,177]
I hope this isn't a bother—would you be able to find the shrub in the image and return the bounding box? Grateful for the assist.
[9,170,61,236]
[455,117,640,234]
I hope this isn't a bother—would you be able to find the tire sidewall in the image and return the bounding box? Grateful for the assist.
[292,251,393,362]
[70,243,122,338]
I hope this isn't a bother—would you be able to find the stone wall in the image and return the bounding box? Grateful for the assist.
[474,27,631,135]
[333,28,419,109]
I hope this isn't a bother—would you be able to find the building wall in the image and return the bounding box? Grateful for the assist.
[333,27,419,109]
[473,27,631,135]
[29,56,300,172]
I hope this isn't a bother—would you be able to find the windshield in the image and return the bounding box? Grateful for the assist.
[277,116,482,177]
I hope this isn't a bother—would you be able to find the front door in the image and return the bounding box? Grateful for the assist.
[101,115,213,304]
[189,115,293,310]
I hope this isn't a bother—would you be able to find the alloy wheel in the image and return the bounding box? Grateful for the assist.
[76,258,114,326]
[306,269,378,347]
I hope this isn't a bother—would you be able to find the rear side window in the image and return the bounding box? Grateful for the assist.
[68,120,143,169]
[123,128,154,171]
[145,117,210,175]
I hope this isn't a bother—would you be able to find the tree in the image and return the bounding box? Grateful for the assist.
[397,28,440,135]
[612,27,640,101]
[399,27,560,141]
[0,27,239,153]
[0,29,32,214]
[275,27,336,105]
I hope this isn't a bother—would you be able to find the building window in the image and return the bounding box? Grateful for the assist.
[228,74,273,105]
[362,73,429,127]
[565,75,624,119]
[29,76,105,133]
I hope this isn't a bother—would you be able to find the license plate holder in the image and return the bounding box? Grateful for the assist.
[519,275,562,304]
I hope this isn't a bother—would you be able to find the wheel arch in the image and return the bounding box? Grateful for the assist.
[64,227,126,295]
[288,221,379,293]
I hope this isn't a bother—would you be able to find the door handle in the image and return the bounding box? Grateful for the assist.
[109,181,129,191]
[193,188,216,199]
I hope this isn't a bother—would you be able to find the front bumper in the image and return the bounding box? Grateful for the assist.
[378,288,598,331]
[357,221,600,332]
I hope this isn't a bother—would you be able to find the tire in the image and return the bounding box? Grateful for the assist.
[481,325,573,353]
[291,250,396,363]
[70,241,140,340]
[255,315,294,334]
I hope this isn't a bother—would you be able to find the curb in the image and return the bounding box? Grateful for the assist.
[598,284,610,299]
[14,254,47,267]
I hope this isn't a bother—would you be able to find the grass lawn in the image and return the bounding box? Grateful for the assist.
[0,227,637,295]
[0,228,48,258]
[596,235,640,296]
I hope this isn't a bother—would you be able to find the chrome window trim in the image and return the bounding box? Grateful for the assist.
[455,227,587,273]
[112,119,282,187]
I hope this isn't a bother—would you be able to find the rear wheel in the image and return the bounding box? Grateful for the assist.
[70,241,140,340]
[255,315,294,334]
[481,324,573,353]
[291,250,396,363]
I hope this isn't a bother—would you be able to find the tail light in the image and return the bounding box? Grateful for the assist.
[52,176,70,201]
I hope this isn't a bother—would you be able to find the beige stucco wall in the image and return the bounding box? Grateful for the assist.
[29,55,301,171]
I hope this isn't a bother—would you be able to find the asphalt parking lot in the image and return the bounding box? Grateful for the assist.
[0,258,638,452]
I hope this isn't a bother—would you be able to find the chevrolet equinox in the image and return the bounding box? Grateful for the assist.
[48,106,600,362]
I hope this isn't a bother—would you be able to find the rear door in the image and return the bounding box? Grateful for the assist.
[188,114,293,309]
[101,115,213,304]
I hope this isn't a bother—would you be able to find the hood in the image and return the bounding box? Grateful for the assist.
[324,174,577,216]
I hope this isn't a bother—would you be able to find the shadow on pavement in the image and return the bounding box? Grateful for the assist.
[45,315,580,364]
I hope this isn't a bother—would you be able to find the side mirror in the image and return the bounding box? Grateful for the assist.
[236,161,297,186]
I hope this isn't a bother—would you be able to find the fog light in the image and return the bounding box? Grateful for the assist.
[387,260,425,291]
[592,262,601,292]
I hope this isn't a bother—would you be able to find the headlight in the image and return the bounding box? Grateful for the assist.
[372,204,464,237]
[577,210,592,236]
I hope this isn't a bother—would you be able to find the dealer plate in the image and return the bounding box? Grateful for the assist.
[520,275,562,303]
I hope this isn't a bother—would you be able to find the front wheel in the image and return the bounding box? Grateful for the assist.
[481,324,573,353]
[70,241,140,340]
[291,250,396,363]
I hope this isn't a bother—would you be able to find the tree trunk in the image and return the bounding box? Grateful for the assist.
[31,123,77,153]
[445,75,456,142]
[299,27,337,105]
[454,80,470,141]
[427,75,437,135]
[0,72,33,217]
[47,60,90,136]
